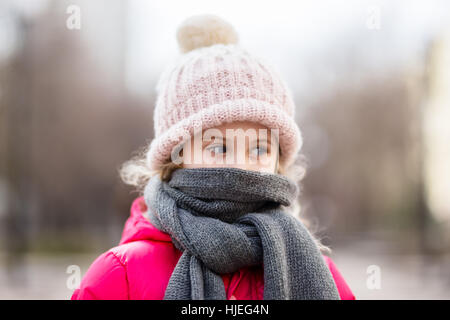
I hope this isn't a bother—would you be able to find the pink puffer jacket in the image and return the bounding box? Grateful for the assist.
[71,196,355,300]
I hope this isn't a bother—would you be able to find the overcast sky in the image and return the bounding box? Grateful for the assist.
[125,0,450,96]
[1,0,449,97]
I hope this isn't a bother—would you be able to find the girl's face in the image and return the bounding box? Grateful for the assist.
[181,121,279,173]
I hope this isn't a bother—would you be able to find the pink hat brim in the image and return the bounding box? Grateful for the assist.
[146,98,303,171]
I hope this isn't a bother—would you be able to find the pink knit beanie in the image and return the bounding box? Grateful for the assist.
[146,14,303,170]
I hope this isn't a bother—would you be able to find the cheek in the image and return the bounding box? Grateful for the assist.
[257,166,277,173]
[202,150,215,164]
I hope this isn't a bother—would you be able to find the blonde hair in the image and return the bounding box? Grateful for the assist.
[118,144,331,254]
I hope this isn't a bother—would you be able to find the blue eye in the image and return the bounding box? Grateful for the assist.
[250,146,267,156]
[207,144,226,154]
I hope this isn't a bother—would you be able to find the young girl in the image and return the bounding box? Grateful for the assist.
[71,14,355,300]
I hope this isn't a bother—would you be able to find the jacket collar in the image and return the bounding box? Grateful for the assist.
[119,196,172,245]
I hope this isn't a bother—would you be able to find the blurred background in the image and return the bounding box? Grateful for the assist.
[1,0,450,299]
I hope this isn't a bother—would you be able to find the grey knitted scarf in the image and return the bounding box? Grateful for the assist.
[143,167,340,300]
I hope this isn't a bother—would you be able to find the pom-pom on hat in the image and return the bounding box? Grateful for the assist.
[176,14,239,53]
[146,14,303,170]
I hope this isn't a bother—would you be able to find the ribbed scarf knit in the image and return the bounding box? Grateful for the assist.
[143,167,340,300]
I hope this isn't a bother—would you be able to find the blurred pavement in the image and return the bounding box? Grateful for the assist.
[1,239,450,299]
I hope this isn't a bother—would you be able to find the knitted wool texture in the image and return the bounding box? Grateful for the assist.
[146,14,303,171]
[143,167,340,300]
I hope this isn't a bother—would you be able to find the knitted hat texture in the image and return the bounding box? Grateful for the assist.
[146,14,303,170]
